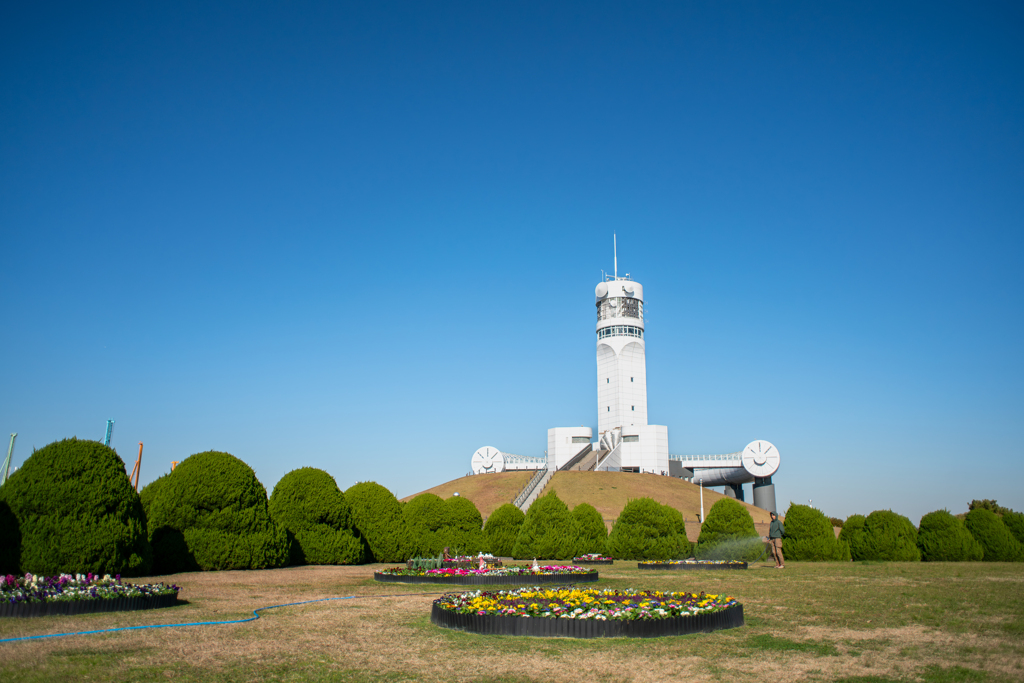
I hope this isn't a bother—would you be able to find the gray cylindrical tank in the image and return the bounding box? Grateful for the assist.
[753,476,777,513]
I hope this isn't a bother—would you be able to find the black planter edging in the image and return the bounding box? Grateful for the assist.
[637,562,748,571]
[374,572,599,586]
[0,592,180,618]
[573,560,614,565]
[431,601,743,638]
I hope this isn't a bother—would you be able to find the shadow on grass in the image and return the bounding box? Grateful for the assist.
[835,665,993,683]
[741,633,839,656]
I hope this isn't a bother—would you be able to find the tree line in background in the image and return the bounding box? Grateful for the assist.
[0,439,1021,576]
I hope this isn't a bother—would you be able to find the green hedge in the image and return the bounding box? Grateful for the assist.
[139,473,170,523]
[849,510,921,562]
[269,468,364,565]
[512,491,574,560]
[483,504,525,557]
[607,498,689,560]
[345,482,411,562]
[403,493,448,557]
[695,498,764,562]
[147,451,290,572]
[917,509,983,562]
[442,496,485,555]
[1002,511,1024,547]
[0,438,152,576]
[964,508,1024,562]
[570,502,608,557]
[838,514,866,551]
[781,504,851,561]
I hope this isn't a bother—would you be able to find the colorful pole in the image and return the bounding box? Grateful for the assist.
[129,442,143,492]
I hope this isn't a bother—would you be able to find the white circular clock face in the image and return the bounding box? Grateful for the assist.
[741,440,780,478]
[471,446,505,474]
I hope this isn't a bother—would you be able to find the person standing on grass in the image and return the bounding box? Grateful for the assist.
[767,511,785,569]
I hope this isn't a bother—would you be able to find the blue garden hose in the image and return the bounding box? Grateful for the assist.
[0,591,444,644]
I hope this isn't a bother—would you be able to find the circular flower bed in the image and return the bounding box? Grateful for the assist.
[431,587,743,638]
[1,573,181,618]
[573,554,614,565]
[375,565,599,585]
[638,560,748,570]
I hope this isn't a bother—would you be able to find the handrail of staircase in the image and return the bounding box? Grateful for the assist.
[512,467,548,508]
[558,443,594,471]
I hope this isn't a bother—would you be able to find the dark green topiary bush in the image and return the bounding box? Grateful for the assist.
[607,498,689,560]
[139,473,171,523]
[838,514,866,553]
[1002,511,1024,547]
[964,508,1024,562]
[403,493,448,557]
[917,509,983,562]
[570,502,608,556]
[483,504,525,557]
[849,510,921,562]
[345,482,411,562]
[512,491,574,560]
[147,451,290,573]
[663,505,694,558]
[781,504,851,561]
[695,498,764,562]
[0,438,151,576]
[441,497,485,555]
[269,468,364,566]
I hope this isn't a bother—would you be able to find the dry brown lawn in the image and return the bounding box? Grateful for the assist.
[1,562,1022,682]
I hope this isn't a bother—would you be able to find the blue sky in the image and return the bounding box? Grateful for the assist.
[2,1,1021,523]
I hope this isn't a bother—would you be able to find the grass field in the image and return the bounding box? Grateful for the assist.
[1,561,1021,682]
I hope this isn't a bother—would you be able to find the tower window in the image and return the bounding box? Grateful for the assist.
[607,407,610,412]
[631,377,633,382]
[606,378,609,383]
[631,406,634,411]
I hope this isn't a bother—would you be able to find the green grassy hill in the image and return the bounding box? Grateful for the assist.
[402,470,773,540]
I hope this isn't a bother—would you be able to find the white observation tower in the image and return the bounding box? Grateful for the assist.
[592,236,669,474]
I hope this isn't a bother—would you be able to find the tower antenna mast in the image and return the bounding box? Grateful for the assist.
[613,233,617,279]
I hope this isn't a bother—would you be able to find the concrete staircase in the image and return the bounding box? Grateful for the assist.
[514,468,554,511]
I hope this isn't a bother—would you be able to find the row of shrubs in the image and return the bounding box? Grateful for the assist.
[1,438,1020,575]
[0,438,770,574]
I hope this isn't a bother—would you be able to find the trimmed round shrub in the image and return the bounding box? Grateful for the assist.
[269,468,364,566]
[441,496,485,555]
[403,493,448,557]
[570,502,608,556]
[781,503,851,561]
[512,491,574,560]
[147,451,290,573]
[1002,511,1024,546]
[917,509,983,562]
[695,498,764,562]
[345,482,411,562]
[0,438,152,576]
[849,510,921,562]
[483,504,525,557]
[838,514,866,552]
[663,505,694,558]
[964,508,1024,562]
[607,498,689,560]
[140,473,171,523]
